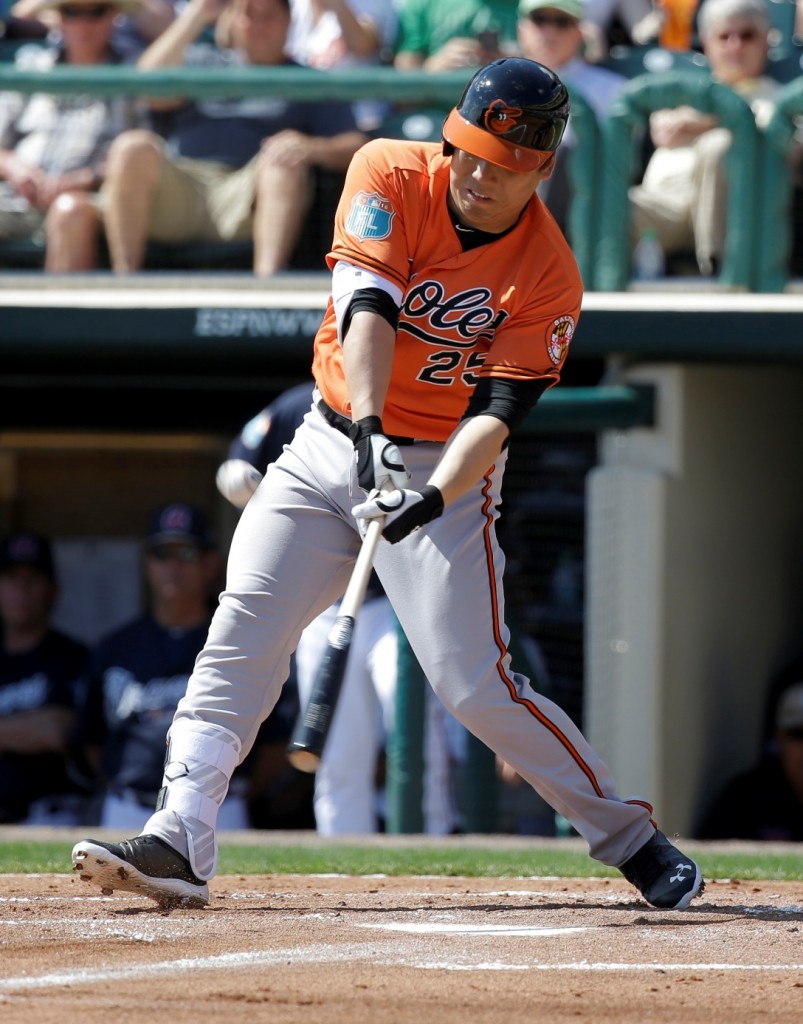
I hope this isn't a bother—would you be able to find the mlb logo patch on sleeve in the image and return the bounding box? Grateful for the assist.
[346,191,396,241]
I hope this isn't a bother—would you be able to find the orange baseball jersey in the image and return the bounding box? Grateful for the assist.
[312,138,583,441]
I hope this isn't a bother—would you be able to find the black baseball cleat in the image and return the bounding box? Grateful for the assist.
[619,829,704,910]
[71,835,209,909]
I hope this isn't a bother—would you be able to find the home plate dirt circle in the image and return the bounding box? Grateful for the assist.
[1,865,801,1024]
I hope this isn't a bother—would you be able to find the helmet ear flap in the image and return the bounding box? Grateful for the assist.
[539,151,558,180]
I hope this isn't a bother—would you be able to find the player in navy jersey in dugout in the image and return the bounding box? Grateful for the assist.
[73,503,304,829]
[0,531,90,824]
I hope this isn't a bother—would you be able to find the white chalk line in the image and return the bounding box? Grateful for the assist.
[0,943,383,990]
[357,923,593,936]
[2,946,801,991]
[407,962,803,973]
[1,917,801,992]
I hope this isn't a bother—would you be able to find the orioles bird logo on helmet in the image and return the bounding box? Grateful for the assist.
[484,99,523,135]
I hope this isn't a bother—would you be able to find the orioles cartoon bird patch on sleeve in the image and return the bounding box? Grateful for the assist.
[345,191,396,241]
[547,314,575,366]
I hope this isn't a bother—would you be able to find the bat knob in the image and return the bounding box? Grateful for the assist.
[286,744,322,774]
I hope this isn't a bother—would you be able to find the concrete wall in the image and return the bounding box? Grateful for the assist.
[586,364,803,835]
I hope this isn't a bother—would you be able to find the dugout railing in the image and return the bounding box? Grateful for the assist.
[0,62,800,290]
[757,75,803,292]
[597,68,762,292]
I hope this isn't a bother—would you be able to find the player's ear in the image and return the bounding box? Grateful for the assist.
[538,152,557,181]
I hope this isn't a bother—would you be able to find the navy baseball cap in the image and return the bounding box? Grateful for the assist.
[0,531,56,580]
[145,503,216,550]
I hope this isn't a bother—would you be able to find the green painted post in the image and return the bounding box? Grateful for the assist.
[598,70,760,291]
[385,620,425,834]
[461,734,498,833]
[566,90,602,290]
[757,77,803,292]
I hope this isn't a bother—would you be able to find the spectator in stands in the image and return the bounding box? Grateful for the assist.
[517,0,627,235]
[392,0,518,72]
[696,677,803,840]
[286,0,399,132]
[11,0,178,61]
[1,1,50,40]
[653,0,701,51]
[0,0,145,271]
[628,0,782,276]
[579,0,657,61]
[0,531,91,825]
[74,502,305,829]
[81,0,368,276]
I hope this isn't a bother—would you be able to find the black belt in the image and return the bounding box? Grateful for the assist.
[317,399,430,446]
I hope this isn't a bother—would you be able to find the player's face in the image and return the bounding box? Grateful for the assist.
[448,147,555,233]
[0,566,56,631]
[145,544,218,606]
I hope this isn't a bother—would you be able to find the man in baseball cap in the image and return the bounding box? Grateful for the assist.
[0,532,56,581]
[0,529,91,824]
[697,678,803,841]
[145,502,216,553]
[519,0,584,20]
[515,0,627,236]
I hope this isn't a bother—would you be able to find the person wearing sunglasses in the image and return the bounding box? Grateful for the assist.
[47,0,368,275]
[517,0,626,237]
[0,0,146,270]
[629,0,784,277]
[10,0,179,61]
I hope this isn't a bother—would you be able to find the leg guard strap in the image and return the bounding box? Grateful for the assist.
[159,787,221,832]
[166,719,241,777]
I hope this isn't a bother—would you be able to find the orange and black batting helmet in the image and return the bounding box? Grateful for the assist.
[442,57,570,172]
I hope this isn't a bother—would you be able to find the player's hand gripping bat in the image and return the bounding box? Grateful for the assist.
[286,514,384,773]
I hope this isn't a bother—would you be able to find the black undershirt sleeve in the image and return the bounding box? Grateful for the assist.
[461,376,551,434]
[342,287,400,336]
[341,287,547,434]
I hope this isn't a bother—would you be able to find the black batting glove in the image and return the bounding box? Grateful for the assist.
[348,416,410,493]
[352,485,444,544]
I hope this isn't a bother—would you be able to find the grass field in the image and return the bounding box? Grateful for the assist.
[1,831,800,881]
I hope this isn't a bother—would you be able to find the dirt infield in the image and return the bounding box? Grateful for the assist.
[0,831,801,1024]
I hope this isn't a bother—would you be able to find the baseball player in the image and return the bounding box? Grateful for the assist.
[73,503,295,830]
[72,57,704,910]
[217,381,463,835]
[0,532,90,825]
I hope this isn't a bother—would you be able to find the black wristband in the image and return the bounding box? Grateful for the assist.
[347,416,383,445]
[419,485,444,521]
[380,484,444,544]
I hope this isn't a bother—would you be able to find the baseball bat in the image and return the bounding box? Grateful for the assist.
[286,516,384,773]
